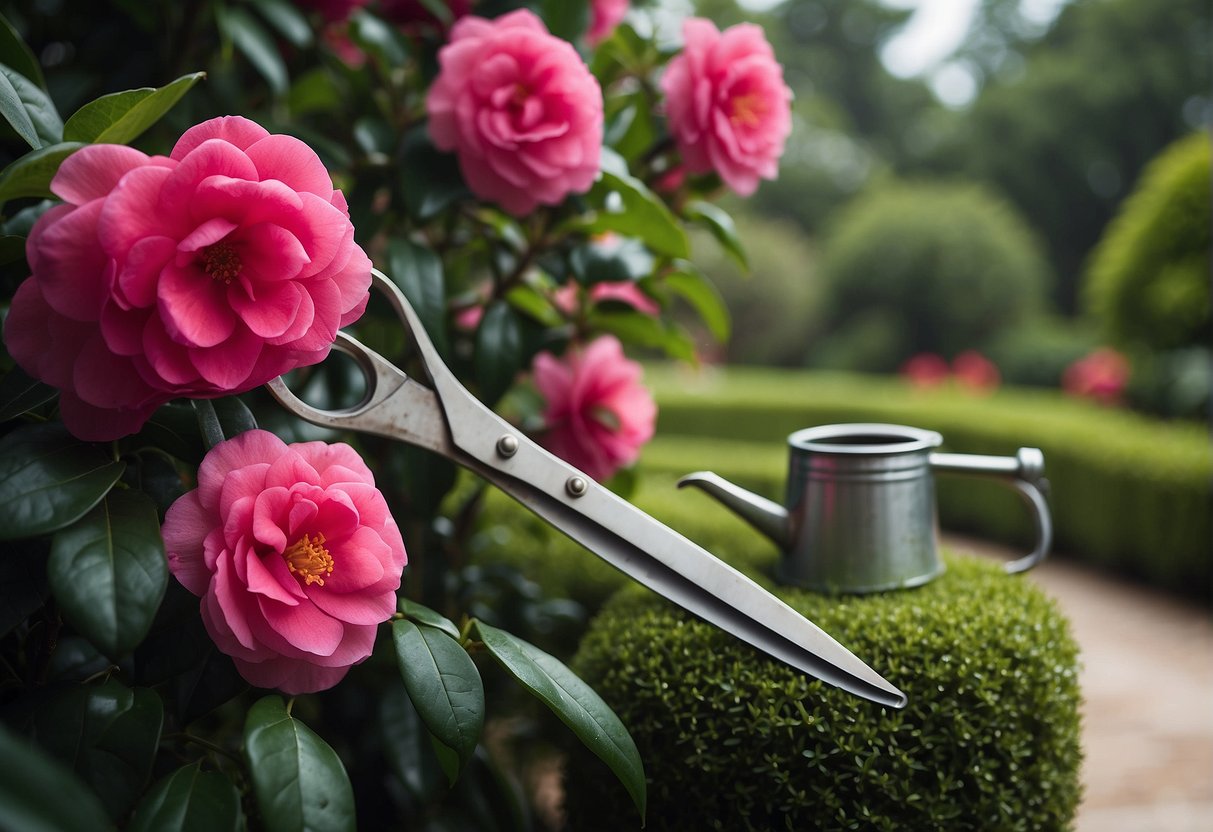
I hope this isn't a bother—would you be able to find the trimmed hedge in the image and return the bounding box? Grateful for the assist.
[564,555,1083,831]
[642,366,1212,598]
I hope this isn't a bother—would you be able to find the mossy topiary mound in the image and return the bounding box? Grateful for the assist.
[565,555,1083,831]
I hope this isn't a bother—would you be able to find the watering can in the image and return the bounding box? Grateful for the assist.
[679,423,1052,594]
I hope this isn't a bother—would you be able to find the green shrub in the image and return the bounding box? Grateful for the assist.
[643,365,1212,598]
[812,182,1052,372]
[1083,132,1211,352]
[565,555,1083,831]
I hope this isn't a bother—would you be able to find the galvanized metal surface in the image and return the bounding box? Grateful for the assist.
[680,423,1052,594]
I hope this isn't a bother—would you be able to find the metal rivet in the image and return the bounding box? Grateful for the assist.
[565,476,588,498]
[496,434,519,458]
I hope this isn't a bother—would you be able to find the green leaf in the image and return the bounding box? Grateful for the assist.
[0,723,114,832]
[378,687,447,803]
[589,309,697,361]
[128,763,243,832]
[393,619,485,781]
[62,72,205,144]
[0,141,85,204]
[251,0,313,48]
[0,422,125,541]
[0,538,48,637]
[30,679,164,820]
[570,237,656,284]
[505,283,563,326]
[0,64,61,147]
[0,231,26,264]
[0,364,57,422]
[471,620,646,821]
[684,200,748,273]
[399,597,461,640]
[0,13,46,90]
[212,395,258,436]
[474,301,523,408]
[541,0,589,42]
[662,265,731,342]
[387,238,449,358]
[218,6,288,96]
[244,696,356,832]
[48,489,168,660]
[400,124,468,221]
[349,8,408,66]
[582,151,689,259]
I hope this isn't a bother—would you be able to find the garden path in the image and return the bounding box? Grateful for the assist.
[947,535,1213,832]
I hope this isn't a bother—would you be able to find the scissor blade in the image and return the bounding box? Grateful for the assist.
[463,455,907,709]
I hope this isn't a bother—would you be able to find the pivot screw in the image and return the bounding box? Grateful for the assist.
[565,476,588,498]
[496,434,519,458]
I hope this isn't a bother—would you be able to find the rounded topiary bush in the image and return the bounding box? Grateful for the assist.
[565,555,1082,831]
[813,182,1052,372]
[1083,132,1210,352]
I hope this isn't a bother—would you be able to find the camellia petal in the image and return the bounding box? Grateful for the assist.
[162,431,407,694]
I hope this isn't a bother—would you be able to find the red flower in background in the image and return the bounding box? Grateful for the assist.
[1064,348,1130,405]
[952,350,1001,393]
[901,353,951,389]
[587,0,629,46]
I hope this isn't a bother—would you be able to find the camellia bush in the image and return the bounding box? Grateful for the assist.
[0,2,794,828]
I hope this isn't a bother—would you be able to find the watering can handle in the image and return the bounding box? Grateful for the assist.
[929,448,1053,574]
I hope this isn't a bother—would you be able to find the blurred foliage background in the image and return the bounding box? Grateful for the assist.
[679,0,1210,419]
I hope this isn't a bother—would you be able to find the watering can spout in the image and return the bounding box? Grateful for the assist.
[678,471,791,550]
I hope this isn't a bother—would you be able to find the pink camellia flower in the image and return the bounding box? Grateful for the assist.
[1063,348,1130,405]
[587,0,628,46]
[551,281,660,317]
[426,9,603,216]
[163,430,407,694]
[532,336,656,482]
[661,18,792,197]
[901,353,950,389]
[3,116,371,441]
[952,350,1001,394]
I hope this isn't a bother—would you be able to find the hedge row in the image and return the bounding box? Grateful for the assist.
[641,366,1211,598]
[564,555,1083,831]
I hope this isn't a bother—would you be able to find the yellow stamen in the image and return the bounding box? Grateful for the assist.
[284,532,334,587]
[202,242,241,284]
[730,92,766,127]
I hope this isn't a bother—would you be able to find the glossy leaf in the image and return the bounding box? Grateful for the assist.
[0,724,114,832]
[589,309,697,361]
[684,200,749,273]
[662,265,732,342]
[128,763,243,832]
[471,620,646,820]
[475,301,523,408]
[30,679,164,819]
[400,125,468,221]
[0,364,57,422]
[541,0,589,42]
[48,489,168,660]
[387,239,449,358]
[0,422,125,541]
[393,619,485,781]
[63,72,205,144]
[349,8,408,66]
[0,141,84,203]
[218,6,288,96]
[251,0,313,48]
[399,597,461,640]
[0,538,48,637]
[582,148,689,259]
[244,696,356,832]
[0,64,60,146]
[570,237,656,285]
[379,686,447,804]
[0,13,46,89]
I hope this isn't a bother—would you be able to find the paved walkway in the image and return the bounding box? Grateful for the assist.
[947,536,1213,831]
